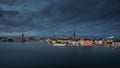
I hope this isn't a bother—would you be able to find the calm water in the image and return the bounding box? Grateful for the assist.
[0,42,120,68]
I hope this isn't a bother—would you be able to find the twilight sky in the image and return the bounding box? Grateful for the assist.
[0,0,120,37]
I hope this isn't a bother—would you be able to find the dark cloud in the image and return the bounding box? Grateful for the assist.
[0,10,18,17]
[0,0,120,36]
[0,0,24,6]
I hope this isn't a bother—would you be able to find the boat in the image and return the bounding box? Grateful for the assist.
[51,39,69,46]
[53,43,67,46]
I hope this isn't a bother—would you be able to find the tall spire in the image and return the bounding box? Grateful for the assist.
[22,33,24,39]
[21,33,25,42]
[72,28,76,41]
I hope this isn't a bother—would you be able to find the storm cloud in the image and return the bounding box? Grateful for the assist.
[0,0,120,37]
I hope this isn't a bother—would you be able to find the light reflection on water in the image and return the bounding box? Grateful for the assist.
[0,42,120,68]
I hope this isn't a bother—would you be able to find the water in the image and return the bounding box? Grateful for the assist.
[0,42,120,68]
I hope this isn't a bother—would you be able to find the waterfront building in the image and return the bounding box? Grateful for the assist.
[14,38,23,42]
[113,42,120,47]
[104,35,115,45]
[79,39,94,47]
[113,38,120,47]
[2,38,9,42]
[14,33,26,42]
[71,41,80,46]
[69,30,80,46]
[51,40,57,44]
[58,39,69,44]
[94,39,105,45]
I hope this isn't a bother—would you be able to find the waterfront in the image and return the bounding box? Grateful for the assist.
[0,42,120,68]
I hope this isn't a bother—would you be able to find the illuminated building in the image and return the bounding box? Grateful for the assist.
[79,39,94,46]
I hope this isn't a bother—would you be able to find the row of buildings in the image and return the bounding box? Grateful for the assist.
[0,33,120,47]
[49,32,120,47]
[0,33,26,42]
[0,33,50,42]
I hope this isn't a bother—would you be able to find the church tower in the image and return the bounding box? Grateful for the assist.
[22,33,24,39]
[21,33,25,42]
[72,30,76,41]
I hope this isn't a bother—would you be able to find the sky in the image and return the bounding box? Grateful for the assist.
[0,0,120,37]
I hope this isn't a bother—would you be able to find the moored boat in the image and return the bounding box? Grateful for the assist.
[53,43,67,46]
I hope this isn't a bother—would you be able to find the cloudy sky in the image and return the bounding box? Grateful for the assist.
[0,0,120,37]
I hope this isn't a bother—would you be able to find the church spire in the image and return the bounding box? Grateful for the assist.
[21,33,24,39]
[21,33,25,42]
[72,28,76,41]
